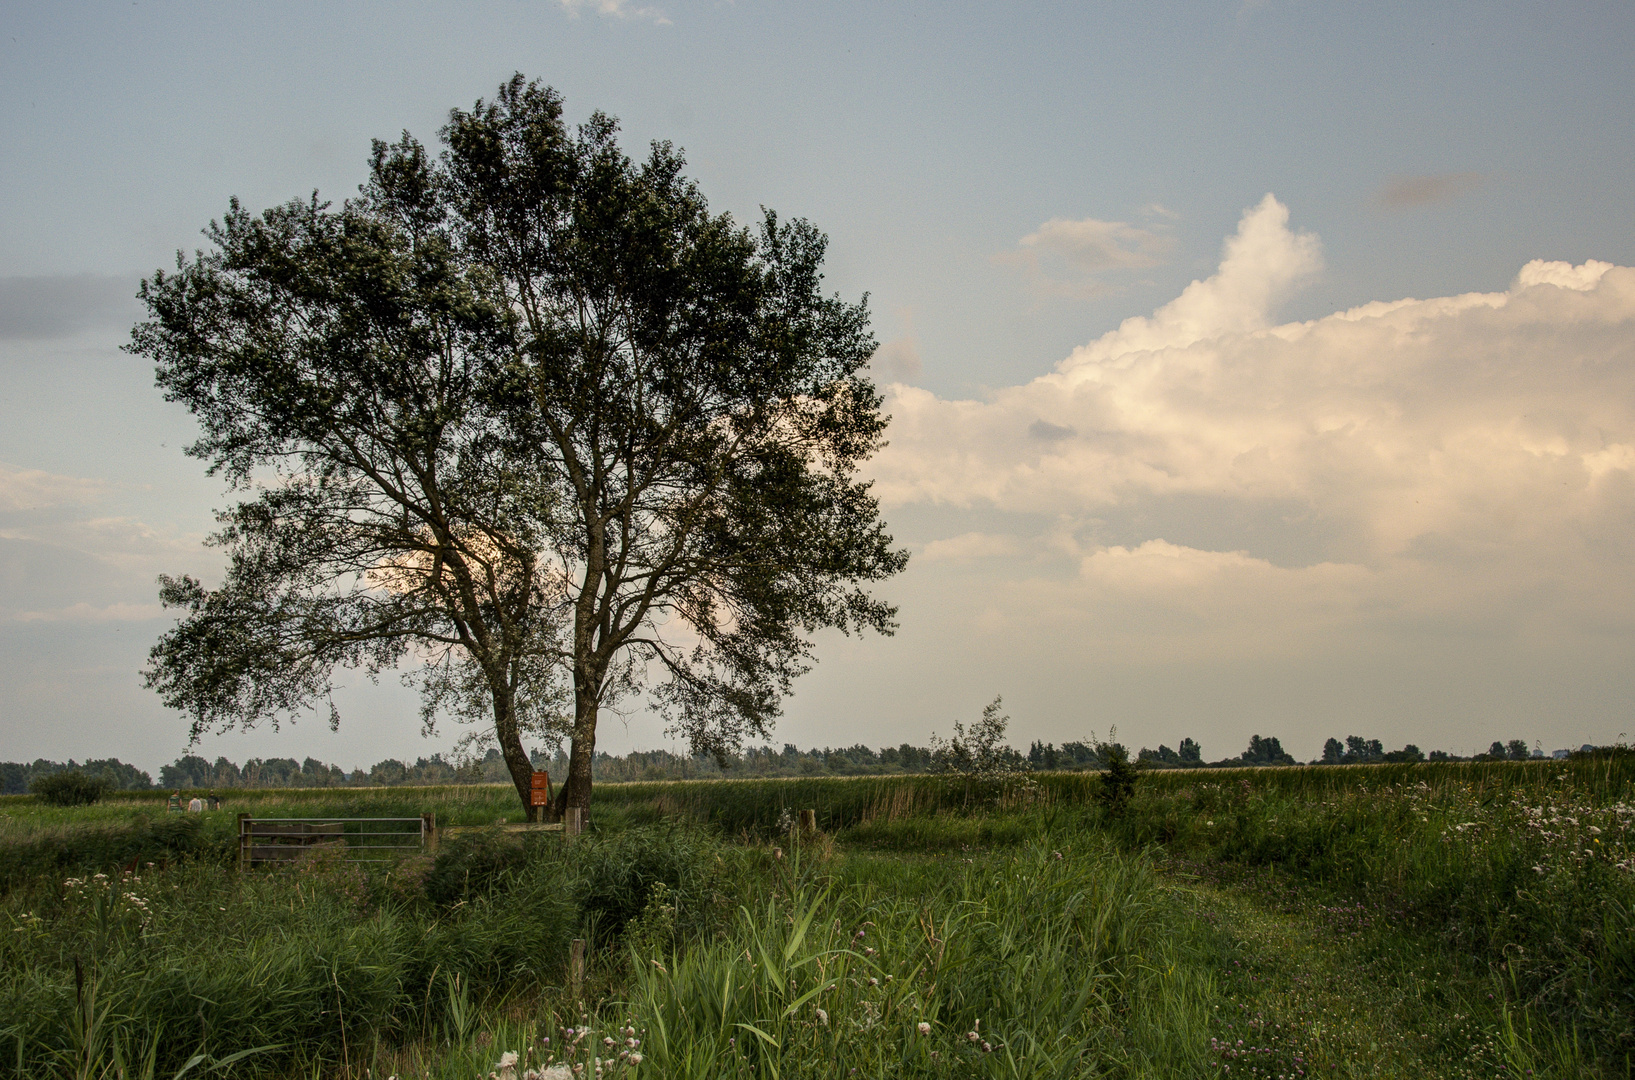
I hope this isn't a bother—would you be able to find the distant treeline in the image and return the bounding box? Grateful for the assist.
[0,758,154,796]
[1131,734,1593,770]
[0,733,1598,794]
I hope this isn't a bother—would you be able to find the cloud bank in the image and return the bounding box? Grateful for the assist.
[874,195,1635,659]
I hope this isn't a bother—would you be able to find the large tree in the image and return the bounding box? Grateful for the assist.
[135,76,906,818]
[133,139,568,819]
[438,78,907,815]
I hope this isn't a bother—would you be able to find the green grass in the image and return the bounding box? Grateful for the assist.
[3,757,1633,1078]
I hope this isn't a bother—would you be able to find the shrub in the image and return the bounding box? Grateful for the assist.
[928,695,1027,781]
[423,830,531,906]
[1095,740,1138,813]
[573,824,725,947]
[30,769,111,806]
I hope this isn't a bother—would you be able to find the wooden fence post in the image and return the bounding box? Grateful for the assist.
[422,812,437,853]
[237,813,250,869]
[565,806,584,838]
[570,938,587,1000]
[799,808,817,839]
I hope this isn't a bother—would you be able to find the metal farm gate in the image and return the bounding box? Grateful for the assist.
[237,814,435,867]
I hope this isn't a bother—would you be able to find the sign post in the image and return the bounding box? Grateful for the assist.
[529,771,551,817]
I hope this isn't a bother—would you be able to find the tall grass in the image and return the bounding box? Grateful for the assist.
[0,826,720,1079]
[6,758,1633,1077]
[628,839,1218,1078]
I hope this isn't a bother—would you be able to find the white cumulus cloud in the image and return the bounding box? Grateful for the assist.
[874,194,1635,652]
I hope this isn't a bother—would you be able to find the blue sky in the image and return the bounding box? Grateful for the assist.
[3,1,1634,772]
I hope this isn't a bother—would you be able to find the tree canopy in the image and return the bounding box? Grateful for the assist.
[133,75,906,816]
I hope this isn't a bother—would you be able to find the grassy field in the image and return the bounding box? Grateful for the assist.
[2,756,1632,1078]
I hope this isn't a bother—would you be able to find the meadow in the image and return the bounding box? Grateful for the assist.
[2,755,1632,1079]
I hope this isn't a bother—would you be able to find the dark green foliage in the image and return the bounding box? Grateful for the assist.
[0,814,234,895]
[422,831,532,907]
[429,77,907,809]
[1136,740,1206,768]
[6,761,1633,1076]
[0,823,727,1078]
[1238,734,1296,766]
[587,772,1107,836]
[1317,735,1408,765]
[1347,735,1385,762]
[1059,740,1102,767]
[1096,741,1139,812]
[928,696,1026,780]
[30,770,111,806]
[1137,744,1178,766]
[572,825,723,948]
[130,113,574,818]
[1028,740,1061,769]
[3,759,151,795]
[131,75,906,820]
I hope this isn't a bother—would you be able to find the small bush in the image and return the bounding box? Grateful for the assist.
[1095,740,1138,813]
[30,769,111,806]
[423,830,531,906]
[574,824,726,948]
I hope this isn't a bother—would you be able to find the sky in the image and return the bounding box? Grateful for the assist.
[2,1,1634,773]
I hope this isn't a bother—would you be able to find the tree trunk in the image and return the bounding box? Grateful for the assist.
[556,662,601,820]
[492,686,541,823]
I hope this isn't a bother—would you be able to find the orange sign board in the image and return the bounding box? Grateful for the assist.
[529,771,550,806]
